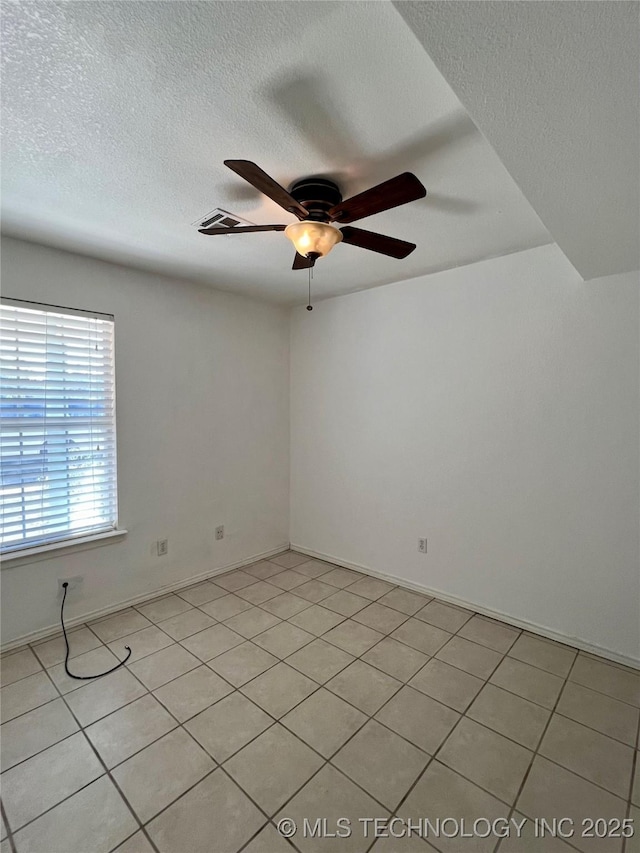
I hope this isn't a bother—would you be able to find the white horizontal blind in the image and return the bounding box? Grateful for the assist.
[1,300,118,554]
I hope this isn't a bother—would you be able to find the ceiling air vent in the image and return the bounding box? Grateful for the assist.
[191,208,256,229]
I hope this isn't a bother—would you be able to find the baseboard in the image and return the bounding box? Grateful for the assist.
[1,543,289,653]
[291,543,640,672]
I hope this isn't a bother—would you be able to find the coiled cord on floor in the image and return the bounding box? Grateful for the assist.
[61,582,132,680]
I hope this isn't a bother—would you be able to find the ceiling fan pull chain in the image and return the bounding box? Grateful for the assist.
[307,267,313,311]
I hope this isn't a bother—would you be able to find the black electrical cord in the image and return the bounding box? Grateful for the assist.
[61,582,132,680]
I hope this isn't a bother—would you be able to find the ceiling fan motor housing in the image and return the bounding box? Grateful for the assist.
[289,177,342,221]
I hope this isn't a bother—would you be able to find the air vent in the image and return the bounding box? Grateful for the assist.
[191,208,256,229]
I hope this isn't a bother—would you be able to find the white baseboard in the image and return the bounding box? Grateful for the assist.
[1,543,289,653]
[291,543,640,672]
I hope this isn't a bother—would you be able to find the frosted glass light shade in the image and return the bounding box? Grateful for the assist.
[284,221,342,258]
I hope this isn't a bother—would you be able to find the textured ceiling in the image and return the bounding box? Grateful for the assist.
[1,1,554,304]
[395,0,640,281]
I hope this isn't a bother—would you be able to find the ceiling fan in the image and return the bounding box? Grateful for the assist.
[199,160,427,269]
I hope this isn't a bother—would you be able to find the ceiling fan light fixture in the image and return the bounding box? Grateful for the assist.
[284,220,342,258]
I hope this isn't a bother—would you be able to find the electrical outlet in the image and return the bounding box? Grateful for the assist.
[58,576,84,593]
[418,538,428,554]
[215,525,224,541]
[156,539,168,557]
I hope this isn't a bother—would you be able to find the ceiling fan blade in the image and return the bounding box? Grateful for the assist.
[340,226,416,259]
[224,160,309,219]
[328,173,426,224]
[199,224,286,235]
[292,252,314,270]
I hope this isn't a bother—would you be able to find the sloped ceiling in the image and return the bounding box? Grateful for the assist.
[1,1,551,304]
[395,0,640,281]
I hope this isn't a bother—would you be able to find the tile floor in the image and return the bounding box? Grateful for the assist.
[1,551,638,853]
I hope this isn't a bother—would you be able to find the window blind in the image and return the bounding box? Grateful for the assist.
[0,299,118,554]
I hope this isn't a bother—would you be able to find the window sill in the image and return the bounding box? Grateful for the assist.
[1,529,128,566]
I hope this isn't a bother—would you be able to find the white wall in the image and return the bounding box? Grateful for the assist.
[1,237,290,644]
[290,245,640,662]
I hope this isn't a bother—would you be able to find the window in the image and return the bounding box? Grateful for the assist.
[1,299,118,554]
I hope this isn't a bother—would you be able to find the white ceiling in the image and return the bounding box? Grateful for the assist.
[395,0,640,281]
[1,1,554,304]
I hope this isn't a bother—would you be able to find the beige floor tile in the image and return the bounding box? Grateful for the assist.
[253,622,315,658]
[346,576,395,601]
[286,638,354,683]
[539,714,633,798]
[48,646,121,694]
[415,600,473,633]
[294,579,336,603]
[90,609,152,643]
[0,671,57,722]
[436,635,503,679]
[327,660,402,715]
[628,806,640,853]
[370,834,438,852]
[147,768,266,853]
[569,655,640,707]
[288,605,345,636]
[213,569,257,592]
[207,641,278,687]
[107,625,174,663]
[12,776,137,853]
[275,764,389,853]
[241,662,317,718]
[438,717,532,804]
[85,693,177,767]
[467,683,550,750]
[180,624,244,662]
[375,685,460,754]
[157,608,216,640]
[136,594,192,623]
[321,589,371,617]
[633,754,639,805]
[113,728,214,823]
[235,580,282,605]
[129,643,200,688]
[516,756,627,853]
[353,602,407,634]
[1,648,42,686]
[322,567,362,588]
[391,618,451,656]
[199,593,253,621]
[378,588,431,615]
[270,551,311,569]
[152,664,233,721]
[223,606,281,639]
[176,581,227,606]
[113,831,156,853]
[294,559,335,579]
[508,633,577,678]
[362,637,428,682]
[65,667,147,726]
[410,658,483,712]
[323,620,383,656]
[261,592,312,619]
[333,720,429,810]
[1,730,104,830]
[244,559,284,579]
[226,723,323,815]
[269,570,309,591]
[32,626,103,669]
[398,761,509,853]
[0,697,78,771]
[556,681,639,745]
[458,615,520,653]
[490,657,564,709]
[282,688,367,757]
[186,691,273,762]
[243,823,298,853]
